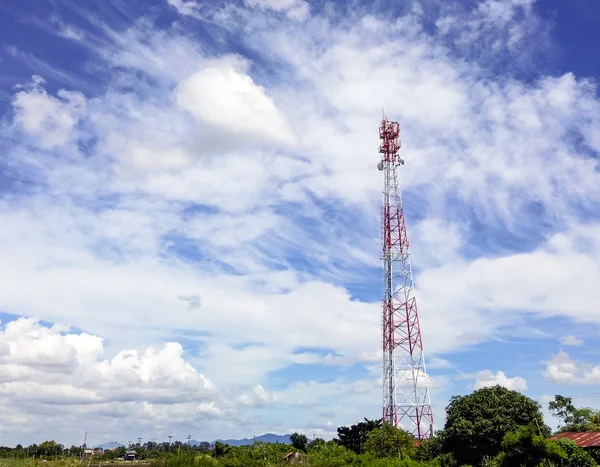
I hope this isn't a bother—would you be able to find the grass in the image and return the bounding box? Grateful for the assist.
[0,459,151,467]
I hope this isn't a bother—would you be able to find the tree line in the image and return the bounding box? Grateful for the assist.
[2,386,599,466]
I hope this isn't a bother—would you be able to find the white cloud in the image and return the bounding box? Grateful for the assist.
[411,218,465,268]
[466,370,528,392]
[245,0,310,21]
[560,335,583,346]
[427,358,453,369]
[0,318,227,441]
[175,55,298,148]
[415,224,600,348]
[12,76,86,149]
[543,351,600,385]
[50,16,85,41]
[436,0,547,65]
[166,0,201,17]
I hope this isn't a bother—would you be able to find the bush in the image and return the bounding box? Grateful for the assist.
[554,439,596,467]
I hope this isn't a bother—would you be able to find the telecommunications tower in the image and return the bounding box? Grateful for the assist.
[378,114,434,440]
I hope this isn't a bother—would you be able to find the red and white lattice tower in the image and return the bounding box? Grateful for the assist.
[378,114,434,440]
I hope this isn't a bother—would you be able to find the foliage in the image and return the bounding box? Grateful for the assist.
[0,441,81,460]
[443,385,549,466]
[308,440,358,467]
[336,417,382,454]
[494,425,567,467]
[413,434,444,462]
[308,438,327,452]
[363,423,416,459]
[549,395,600,433]
[554,438,597,467]
[290,432,308,452]
[4,388,600,467]
[213,442,229,458]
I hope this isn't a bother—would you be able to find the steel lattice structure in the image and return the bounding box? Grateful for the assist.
[378,115,434,440]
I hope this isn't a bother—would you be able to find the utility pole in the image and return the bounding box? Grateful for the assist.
[81,432,87,460]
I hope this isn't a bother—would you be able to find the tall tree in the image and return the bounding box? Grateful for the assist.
[363,422,415,459]
[496,425,568,467]
[443,385,548,466]
[335,417,382,454]
[548,395,600,432]
[307,438,326,452]
[198,442,211,451]
[289,433,308,452]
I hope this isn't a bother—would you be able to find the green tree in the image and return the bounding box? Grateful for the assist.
[308,438,326,452]
[554,438,597,467]
[335,417,382,454]
[307,441,357,467]
[549,395,600,432]
[363,422,416,459]
[290,432,308,452]
[38,440,63,457]
[443,385,549,466]
[413,434,444,461]
[213,441,229,458]
[495,425,567,467]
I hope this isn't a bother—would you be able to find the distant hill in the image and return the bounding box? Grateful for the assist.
[189,433,291,447]
[214,433,291,446]
[94,434,291,450]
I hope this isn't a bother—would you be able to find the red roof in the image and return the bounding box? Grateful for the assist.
[549,432,600,447]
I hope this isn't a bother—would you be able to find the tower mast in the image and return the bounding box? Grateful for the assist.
[378,114,434,439]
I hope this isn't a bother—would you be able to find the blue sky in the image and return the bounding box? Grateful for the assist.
[1,0,600,447]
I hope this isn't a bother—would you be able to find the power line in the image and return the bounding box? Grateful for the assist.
[569,392,600,400]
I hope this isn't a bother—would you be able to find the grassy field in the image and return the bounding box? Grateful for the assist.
[0,459,151,467]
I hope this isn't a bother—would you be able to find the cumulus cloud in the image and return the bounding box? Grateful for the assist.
[560,335,583,346]
[175,56,298,148]
[543,351,600,385]
[0,318,224,440]
[466,370,528,392]
[12,75,86,149]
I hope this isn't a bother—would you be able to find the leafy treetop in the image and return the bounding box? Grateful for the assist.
[443,385,549,466]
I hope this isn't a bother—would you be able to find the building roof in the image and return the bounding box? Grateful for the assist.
[549,432,600,447]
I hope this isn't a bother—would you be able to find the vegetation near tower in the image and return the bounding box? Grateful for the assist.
[1,387,598,467]
[442,385,549,465]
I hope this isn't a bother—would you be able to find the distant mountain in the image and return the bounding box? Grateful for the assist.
[94,435,291,450]
[189,433,291,447]
[216,433,291,446]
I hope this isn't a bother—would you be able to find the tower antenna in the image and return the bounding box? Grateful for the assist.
[378,113,434,440]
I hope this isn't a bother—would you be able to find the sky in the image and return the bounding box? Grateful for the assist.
[1,0,600,448]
